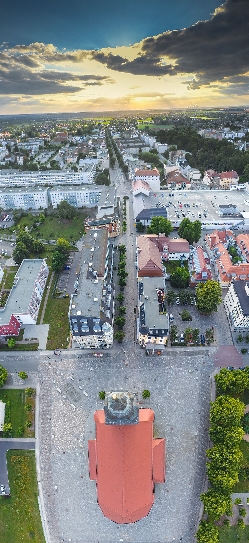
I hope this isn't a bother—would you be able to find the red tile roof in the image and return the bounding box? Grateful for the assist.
[89,408,165,524]
[135,169,160,177]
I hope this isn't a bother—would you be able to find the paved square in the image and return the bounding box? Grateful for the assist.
[39,351,212,543]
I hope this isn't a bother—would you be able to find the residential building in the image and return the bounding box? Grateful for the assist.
[0,169,95,187]
[136,236,164,277]
[218,171,239,189]
[134,168,160,192]
[88,391,165,523]
[49,186,101,209]
[0,259,48,337]
[0,187,48,210]
[189,246,212,285]
[69,228,114,349]
[224,281,249,331]
[138,277,169,353]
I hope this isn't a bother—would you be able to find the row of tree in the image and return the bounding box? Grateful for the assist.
[196,394,245,543]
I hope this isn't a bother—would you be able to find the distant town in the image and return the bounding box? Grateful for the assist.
[1,107,249,543]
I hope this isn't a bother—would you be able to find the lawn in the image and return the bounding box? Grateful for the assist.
[0,450,45,543]
[219,525,249,542]
[2,269,16,290]
[233,440,249,493]
[43,274,70,349]
[18,211,87,243]
[0,389,35,437]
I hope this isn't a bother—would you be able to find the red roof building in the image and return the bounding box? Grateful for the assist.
[88,391,165,524]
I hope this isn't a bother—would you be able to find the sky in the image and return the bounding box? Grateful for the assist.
[0,0,248,114]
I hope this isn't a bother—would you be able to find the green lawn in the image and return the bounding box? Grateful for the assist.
[219,525,249,542]
[0,389,35,437]
[0,450,45,543]
[18,212,87,243]
[43,275,70,349]
[233,440,249,493]
[2,270,16,290]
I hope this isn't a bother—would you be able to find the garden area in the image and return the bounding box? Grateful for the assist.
[0,388,36,438]
[42,274,70,350]
[0,450,45,543]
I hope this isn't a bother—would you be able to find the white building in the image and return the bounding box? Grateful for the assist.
[0,187,48,210]
[0,169,94,187]
[0,259,48,336]
[49,185,101,209]
[134,168,160,192]
[224,281,249,331]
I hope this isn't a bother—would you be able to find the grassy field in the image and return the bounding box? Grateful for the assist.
[18,212,87,243]
[0,389,35,437]
[0,450,45,543]
[233,440,249,493]
[219,525,249,542]
[43,274,70,349]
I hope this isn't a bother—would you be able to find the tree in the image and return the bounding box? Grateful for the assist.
[7,338,16,349]
[196,280,222,315]
[51,250,67,272]
[215,368,249,394]
[119,306,126,315]
[12,241,29,264]
[116,293,124,304]
[147,216,173,236]
[57,200,77,220]
[170,267,190,288]
[0,364,8,387]
[200,488,232,520]
[166,290,177,305]
[196,520,219,543]
[16,230,34,251]
[18,371,28,380]
[114,331,125,342]
[56,238,71,254]
[209,425,244,447]
[32,239,44,254]
[136,222,145,232]
[210,395,245,428]
[178,218,202,244]
[114,316,125,329]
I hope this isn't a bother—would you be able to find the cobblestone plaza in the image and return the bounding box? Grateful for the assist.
[38,348,213,543]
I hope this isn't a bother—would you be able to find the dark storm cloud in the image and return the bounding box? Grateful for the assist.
[0,61,113,95]
[92,0,249,86]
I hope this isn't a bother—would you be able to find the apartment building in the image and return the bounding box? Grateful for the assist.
[134,168,160,192]
[224,281,249,331]
[49,186,101,209]
[69,228,114,349]
[0,187,48,210]
[0,169,94,187]
[0,259,48,337]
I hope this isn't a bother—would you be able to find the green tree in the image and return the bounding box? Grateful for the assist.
[16,230,34,251]
[136,222,145,232]
[0,364,8,387]
[196,520,219,543]
[210,395,245,428]
[200,488,232,520]
[196,280,222,315]
[147,216,173,236]
[12,241,29,264]
[57,200,77,219]
[215,368,249,394]
[114,316,125,329]
[170,267,190,288]
[178,218,202,244]
[51,250,67,272]
[114,331,125,342]
[166,290,177,305]
[18,371,28,380]
[7,338,16,349]
[116,293,124,304]
[32,239,44,254]
[56,237,71,254]
[209,425,244,447]
[119,306,126,315]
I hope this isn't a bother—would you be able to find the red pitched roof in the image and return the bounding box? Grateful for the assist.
[89,408,165,524]
[135,169,159,177]
[219,170,238,179]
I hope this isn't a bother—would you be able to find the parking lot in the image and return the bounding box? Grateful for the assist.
[149,189,248,227]
[56,251,82,296]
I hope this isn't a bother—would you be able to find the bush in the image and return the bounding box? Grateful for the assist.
[142,389,150,399]
[25,388,35,397]
[18,371,28,380]
[237,518,245,528]
[25,420,32,428]
[181,309,192,321]
[241,348,248,354]
[235,498,242,505]
[239,508,246,517]
[99,391,106,400]
[0,364,8,387]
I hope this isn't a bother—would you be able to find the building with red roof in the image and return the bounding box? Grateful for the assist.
[88,391,165,524]
[134,168,160,192]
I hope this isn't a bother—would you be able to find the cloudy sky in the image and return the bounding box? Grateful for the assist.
[0,0,248,114]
